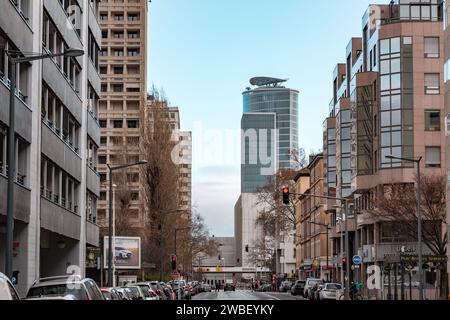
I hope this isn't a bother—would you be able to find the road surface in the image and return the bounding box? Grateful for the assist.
[192,290,306,301]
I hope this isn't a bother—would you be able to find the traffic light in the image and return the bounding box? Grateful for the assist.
[171,255,177,271]
[342,258,347,270]
[282,187,290,205]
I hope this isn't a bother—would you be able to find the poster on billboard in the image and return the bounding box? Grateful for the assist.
[103,237,141,270]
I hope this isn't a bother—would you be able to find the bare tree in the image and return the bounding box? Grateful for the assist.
[140,87,181,277]
[371,173,447,297]
[255,168,298,234]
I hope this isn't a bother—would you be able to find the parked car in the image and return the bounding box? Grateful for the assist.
[135,283,159,300]
[26,275,104,300]
[224,283,235,292]
[101,287,122,300]
[165,284,176,300]
[189,281,200,296]
[160,282,174,300]
[290,280,305,296]
[148,281,166,300]
[257,284,272,292]
[115,287,134,300]
[0,272,20,300]
[171,280,191,300]
[279,281,293,292]
[124,286,146,300]
[200,283,212,293]
[318,283,342,300]
[304,278,323,299]
[114,247,132,259]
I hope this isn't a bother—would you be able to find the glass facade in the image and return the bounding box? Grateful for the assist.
[241,86,299,193]
[379,36,414,168]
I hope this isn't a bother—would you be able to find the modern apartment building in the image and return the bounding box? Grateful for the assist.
[0,0,102,295]
[322,0,445,298]
[97,0,148,240]
[235,77,299,276]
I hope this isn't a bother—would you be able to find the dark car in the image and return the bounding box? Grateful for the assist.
[290,280,306,296]
[224,283,235,292]
[279,281,293,292]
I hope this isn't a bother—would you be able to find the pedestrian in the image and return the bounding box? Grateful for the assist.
[216,281,220,292]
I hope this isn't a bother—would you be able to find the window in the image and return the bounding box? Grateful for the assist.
[425,147,441,168]
[446,114,450,136]
[424,37,439,58]
[425,111,440,131]
[100,137,107,145]
[113,120,123,128]
[99,120,107,128]
[127,120,139,128]
[425,73,440,94]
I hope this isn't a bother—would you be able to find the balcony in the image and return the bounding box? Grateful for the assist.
[0,74,32,143]
[0,173,31,223]
[40,195,81,241]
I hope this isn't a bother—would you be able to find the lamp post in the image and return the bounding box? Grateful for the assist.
[159,209,186,282]
[107,160,148,286]
[386,154,424,300]
[4,48,84,279]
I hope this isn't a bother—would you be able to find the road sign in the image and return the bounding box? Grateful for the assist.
[353,255,362,265]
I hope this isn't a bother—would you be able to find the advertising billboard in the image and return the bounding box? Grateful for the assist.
[104,237,141,270]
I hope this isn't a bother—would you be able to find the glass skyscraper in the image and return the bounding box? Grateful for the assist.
[241,77,299,193]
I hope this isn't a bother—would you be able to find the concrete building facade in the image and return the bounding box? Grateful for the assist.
[0,0,102,295]
[97,0,148,239]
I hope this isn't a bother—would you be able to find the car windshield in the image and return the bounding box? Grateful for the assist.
[102,291,112,299]
[137,285,150,297]
[27,284,88,300]
[326,284,342,290]
[127,287,140,298]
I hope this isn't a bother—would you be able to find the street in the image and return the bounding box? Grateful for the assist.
[193,290,306,301]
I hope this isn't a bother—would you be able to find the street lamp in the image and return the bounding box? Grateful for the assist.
[386,154,424,300]
[107,160,148,286]
[4,48,84,279]
[159,209,186,282]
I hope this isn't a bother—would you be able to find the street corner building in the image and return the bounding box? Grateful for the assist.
[311,0,448,299]
[0,0,102,296]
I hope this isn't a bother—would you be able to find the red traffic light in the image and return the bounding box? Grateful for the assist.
[172,255,177,262]
[342,258,347,264]
[282,188,290,205]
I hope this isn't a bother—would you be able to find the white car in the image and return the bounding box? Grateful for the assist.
[114,247,132,259]
[0,272,20,300]
[318,283,342,300]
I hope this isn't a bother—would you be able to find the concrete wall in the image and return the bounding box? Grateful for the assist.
[0,176,31,223]
[40,197,81,241]
[0,82,32,143]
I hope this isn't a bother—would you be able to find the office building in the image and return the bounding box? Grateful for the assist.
[322,0,445,299]
[235,77,299,275]
[0,0,102,295]
[97,0,148,240]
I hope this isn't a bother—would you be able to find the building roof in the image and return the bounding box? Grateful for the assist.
[249,77,288,87]
[293,168,310,182]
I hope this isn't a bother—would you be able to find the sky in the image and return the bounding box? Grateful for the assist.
[148,0,374,237]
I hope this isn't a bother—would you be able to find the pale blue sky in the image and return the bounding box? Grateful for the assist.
[148,0,374,236]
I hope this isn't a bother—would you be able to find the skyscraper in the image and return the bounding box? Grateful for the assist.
[97,0,148,239]
[235,77,299,273]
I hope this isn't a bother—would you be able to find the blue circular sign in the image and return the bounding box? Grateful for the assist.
[353,255,362,265]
